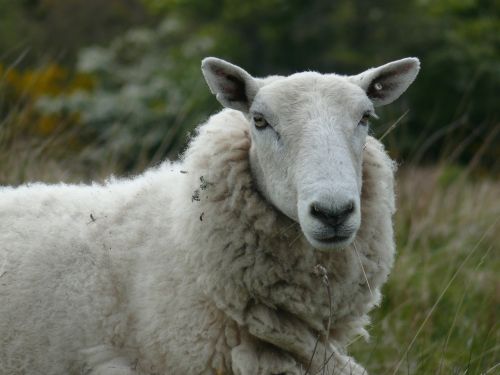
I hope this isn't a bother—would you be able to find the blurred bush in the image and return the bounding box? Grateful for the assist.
[2,0,498,174]
[141,0,499,170]
[37,18,216,171]
[0,62,95,183]
[0,0,153,66]
[0,63,92,138]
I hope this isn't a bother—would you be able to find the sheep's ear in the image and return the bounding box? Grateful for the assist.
[350,58,420,106]
[201,57,259,112]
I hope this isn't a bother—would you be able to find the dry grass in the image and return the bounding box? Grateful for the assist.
[350,167,499,374]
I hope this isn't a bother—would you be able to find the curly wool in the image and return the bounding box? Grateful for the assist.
[0,109,395,374]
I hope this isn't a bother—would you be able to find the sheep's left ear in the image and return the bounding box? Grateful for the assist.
[201,57,259,112]
[350,58,420,106]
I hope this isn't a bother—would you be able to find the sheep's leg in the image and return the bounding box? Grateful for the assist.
[231,333,301,375]
[244,304,368,375]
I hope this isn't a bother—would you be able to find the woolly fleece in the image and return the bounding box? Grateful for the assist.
[0,109,395,374]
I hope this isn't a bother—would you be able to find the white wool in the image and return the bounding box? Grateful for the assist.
[0,110,395,374]
[0,56,413,374]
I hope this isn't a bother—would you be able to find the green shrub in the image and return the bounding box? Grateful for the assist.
[37,18,217,173]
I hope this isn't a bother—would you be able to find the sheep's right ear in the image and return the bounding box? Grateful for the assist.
[350,58,420,106]
[201,57,259,112]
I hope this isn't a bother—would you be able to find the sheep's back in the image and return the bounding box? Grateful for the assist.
[0,167,181,374]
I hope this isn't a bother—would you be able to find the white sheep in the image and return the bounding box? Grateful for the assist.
[0,56,419,375]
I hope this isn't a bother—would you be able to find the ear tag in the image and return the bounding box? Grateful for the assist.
[374,82,383,90]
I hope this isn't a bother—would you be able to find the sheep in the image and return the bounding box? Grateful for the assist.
[0,56,419,375]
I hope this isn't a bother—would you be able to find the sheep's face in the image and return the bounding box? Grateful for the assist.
[202,57,419,250]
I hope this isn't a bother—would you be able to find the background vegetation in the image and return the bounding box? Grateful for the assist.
[0,0,498,374]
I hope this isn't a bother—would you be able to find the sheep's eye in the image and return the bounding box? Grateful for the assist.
[253,115,269,129]
[359,112,371,127]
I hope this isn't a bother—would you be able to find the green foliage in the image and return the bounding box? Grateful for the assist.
[141,0,499,170]
[37,19,217,171]
[2,0,498,170]
[0,0,153,66]
[0,62,95,183]
[438,165,464,188]
[406,0,500,166]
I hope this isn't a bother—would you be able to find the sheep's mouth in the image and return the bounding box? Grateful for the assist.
[312,227,355,243]
[307,230,356,250]
[315,234,351,244]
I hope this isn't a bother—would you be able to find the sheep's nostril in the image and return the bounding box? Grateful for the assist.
[344,201,355,215]
[310,200,355,227]
[310,203,327,220]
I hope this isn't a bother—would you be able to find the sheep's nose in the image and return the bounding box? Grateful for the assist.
[310,200,355,228]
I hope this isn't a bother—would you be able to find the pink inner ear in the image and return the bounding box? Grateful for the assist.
[374,61,416,85]
[222,84,237,95]
[214,68,227,77]
[367,61,417,101]
[215,73,246,102]
[393,61,414,75]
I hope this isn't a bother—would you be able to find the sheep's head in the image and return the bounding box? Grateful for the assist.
[202,57,419,250]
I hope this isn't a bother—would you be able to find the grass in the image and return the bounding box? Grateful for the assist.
[1,89,498,374]
[350,167,499,374]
